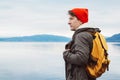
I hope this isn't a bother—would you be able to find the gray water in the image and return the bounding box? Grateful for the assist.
[0,42,119,80]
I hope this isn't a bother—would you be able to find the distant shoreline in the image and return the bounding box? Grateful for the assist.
[0,34,71,42]
[0,33,120,42]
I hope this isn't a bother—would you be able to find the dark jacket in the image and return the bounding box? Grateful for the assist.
[63,28,101,80]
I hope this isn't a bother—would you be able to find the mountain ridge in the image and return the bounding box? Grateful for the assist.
[0,33,120,42]
[106,33,120,42]
[0,34,71,42]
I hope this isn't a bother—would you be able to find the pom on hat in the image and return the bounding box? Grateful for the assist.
[70,8,88,24]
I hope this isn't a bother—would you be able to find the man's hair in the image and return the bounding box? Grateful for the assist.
[68,10,78,20]
[68,10,76,17]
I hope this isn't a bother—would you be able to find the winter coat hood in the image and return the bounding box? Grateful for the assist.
[73,27,101,39]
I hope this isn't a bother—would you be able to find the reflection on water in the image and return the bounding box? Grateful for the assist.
[0,42,120,80]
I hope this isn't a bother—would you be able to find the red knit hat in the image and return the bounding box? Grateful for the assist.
[70,8,88,23]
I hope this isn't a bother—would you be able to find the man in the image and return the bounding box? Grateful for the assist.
[63,8,100,80]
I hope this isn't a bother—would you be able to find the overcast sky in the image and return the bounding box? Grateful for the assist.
[0,0,120,37]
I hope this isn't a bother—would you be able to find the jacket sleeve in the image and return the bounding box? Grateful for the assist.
[63,32,93,66]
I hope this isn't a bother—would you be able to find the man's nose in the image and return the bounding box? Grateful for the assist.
[68,21,71,25]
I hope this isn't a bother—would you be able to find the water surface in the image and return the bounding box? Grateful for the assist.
[0,42,119,80]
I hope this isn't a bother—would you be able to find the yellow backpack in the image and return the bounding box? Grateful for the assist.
[86,32,110,78]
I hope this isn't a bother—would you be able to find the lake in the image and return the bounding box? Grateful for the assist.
[0,42,120,80]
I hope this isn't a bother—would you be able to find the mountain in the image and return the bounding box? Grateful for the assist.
[0,34,71,42]
[1,33,120,42]
[106,33,120,42]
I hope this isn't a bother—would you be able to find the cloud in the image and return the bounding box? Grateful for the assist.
[0,0,120,37]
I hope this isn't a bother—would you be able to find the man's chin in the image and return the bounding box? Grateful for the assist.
[70,28,76,31]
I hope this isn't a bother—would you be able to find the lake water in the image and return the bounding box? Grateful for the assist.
[0,42,120,80]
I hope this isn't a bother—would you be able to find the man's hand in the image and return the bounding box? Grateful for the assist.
[63,49,70,60]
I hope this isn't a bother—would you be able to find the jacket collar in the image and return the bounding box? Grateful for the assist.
[73,26,101,39]
[76,23,89,30]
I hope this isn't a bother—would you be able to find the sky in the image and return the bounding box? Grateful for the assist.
[0,0,120,37]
